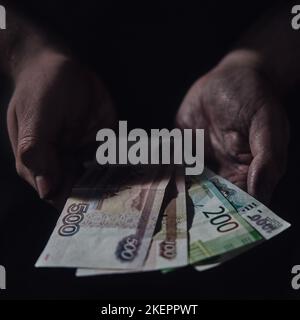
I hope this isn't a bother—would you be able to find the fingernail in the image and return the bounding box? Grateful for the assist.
[35,175,49,199]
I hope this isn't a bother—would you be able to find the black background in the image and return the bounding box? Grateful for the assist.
[0,0,299,299]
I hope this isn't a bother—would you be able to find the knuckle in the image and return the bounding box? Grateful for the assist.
[17,136,39,164]
[176,101,202,129]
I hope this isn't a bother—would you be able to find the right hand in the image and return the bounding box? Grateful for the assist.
[7,49,116,208]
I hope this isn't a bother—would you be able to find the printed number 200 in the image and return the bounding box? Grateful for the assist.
[202,206,239,233]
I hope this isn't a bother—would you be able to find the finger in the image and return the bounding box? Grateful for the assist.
[176,89,216,164]
[12,96,62,199]
[6,105,18,156]
[218,162,249,191]
[17,136,60,199]
[222,131,252,164]
[7,104,36,189]
[248,103,289,204]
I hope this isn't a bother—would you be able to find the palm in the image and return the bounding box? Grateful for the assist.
[176,65,289,203]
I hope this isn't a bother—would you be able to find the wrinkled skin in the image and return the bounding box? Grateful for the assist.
[7,49,116,208]
[176,63,289,204]
[6,47,290,207]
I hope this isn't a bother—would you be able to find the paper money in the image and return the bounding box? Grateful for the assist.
[193,244,256,272]
[205,169,290,239]
[188,169,290,265]
[76,166,188,276]
[35,164,291,276]
[36,165,171,269]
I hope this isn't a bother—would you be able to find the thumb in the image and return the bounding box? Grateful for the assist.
[247,104,289,204]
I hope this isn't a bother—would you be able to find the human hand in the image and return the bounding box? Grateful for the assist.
[7,49,116,208]
[176,51,289,204]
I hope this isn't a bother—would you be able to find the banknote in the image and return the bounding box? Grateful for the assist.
[76,166,188,276]
[188,169,290,265]
[193,243,257,272]
[205,169,290,239]
[35,164,290,275]
[36,165,171,269]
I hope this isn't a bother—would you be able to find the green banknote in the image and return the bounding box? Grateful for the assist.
[188,169,290,265]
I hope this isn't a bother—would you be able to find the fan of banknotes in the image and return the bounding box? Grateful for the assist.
[35,164,290,276]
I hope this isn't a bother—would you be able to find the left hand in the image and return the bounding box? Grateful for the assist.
[176,53,289,204]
